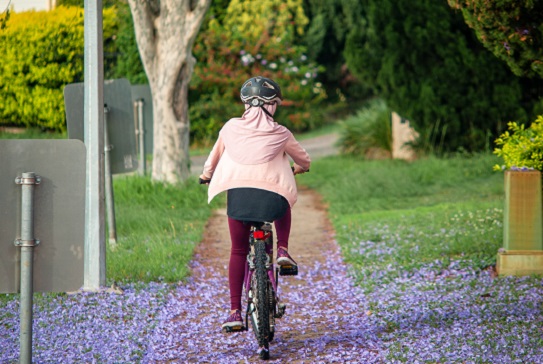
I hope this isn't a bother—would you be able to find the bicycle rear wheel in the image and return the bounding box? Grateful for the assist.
[249,240,271,359]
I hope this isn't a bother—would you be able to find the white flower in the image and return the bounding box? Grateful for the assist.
[241,54,254,66]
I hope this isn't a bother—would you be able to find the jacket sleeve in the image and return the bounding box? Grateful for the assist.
[201,135,225,179]
[284,133,311,171]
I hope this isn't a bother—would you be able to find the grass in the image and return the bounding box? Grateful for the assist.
[300,152,505,291]
[108,175,223,284]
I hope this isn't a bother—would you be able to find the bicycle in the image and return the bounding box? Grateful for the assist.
[199,169,303,360]
[240,220,297,360]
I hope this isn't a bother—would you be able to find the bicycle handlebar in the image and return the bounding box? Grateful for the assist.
[291,167,310,174]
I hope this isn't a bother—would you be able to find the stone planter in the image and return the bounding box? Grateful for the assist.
[496,170,543,275]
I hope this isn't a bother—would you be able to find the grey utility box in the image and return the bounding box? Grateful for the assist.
[64,78,138,174]
[0,139,86,293]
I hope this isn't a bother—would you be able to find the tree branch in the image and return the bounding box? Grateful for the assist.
[127,0,158,83]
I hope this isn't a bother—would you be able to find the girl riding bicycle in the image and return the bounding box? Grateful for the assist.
[199,76,311,331]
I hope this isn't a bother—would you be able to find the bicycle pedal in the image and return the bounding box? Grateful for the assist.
[275,303,286,318]
[279,265,298,276]
[223,325,245,333]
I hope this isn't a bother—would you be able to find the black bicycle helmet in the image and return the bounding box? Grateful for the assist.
[240,76,283,107]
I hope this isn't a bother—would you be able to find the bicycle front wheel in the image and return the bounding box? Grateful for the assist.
[249,240,271,359]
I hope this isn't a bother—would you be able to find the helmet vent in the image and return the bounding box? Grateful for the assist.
[263,81,275,89]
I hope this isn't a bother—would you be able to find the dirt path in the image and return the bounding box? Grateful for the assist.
[143,185,380,363]
[143,134,381,362]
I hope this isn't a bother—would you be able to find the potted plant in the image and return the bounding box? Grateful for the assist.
[493,115,543,275]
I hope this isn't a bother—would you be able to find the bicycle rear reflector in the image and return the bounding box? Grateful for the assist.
[253,231,266,239]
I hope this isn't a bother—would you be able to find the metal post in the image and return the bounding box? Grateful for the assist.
[83,0,106,290]
[136,99,146,175]
[15,172,41,364]
[104,106,117,246]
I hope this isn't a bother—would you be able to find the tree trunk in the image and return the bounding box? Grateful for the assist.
[127,0,211,183]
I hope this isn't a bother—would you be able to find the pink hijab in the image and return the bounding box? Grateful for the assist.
[220,103,290,165]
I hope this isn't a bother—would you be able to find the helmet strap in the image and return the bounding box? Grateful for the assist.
[260,105,273,118]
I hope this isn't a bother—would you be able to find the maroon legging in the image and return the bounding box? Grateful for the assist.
[227,208,291,311]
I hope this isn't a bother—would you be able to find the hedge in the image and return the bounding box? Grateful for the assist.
[0,6,117,131]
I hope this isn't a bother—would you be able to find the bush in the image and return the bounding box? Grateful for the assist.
[189,91,245,146]
[493,115,543,171]
[448,0,543,79]
[0,6,117,131]
[189,0,326,144]
[337,98,391,157]
[344,0,535,152]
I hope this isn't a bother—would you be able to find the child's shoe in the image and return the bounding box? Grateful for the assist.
[221,310,244,332]
[277,247,299,276]
[276,246,297,267]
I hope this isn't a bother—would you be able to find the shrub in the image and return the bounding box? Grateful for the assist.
[189,0,325,144]
[493,115,543,171]
[344,0,535,152]
[0,6,117,131]
[448,0,543,79]
[337,98,391,157]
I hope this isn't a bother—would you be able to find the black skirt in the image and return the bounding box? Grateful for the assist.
[227,188,289,222]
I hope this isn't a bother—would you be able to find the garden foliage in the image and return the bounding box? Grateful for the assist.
[0,6,117,131]
[493,115,543,171]
[302,0,370,101]
[344,0,536,152]
[337,98,391,157]
[189,0,326,144]
[448,0,543,79]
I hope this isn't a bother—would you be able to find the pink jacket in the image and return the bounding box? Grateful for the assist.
[201,107,311,207]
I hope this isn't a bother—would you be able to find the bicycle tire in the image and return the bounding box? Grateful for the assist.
[254,240,271,355]
[268,280,275,342]
[249,281,276,343]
